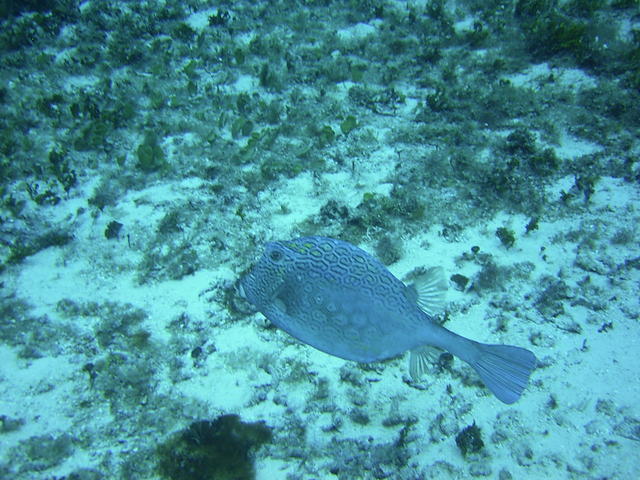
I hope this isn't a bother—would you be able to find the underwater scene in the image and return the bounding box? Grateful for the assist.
[1,0,639,479]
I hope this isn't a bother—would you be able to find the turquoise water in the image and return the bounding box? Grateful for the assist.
[1,1,639,479]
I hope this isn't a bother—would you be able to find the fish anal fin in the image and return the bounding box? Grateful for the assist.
[409,345,445,381]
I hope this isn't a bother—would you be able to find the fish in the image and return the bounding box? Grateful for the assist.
[239,236,536,404]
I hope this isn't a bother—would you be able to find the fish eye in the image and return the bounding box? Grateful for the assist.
[269,250,283,262]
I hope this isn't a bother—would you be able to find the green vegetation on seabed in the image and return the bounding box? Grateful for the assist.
[0,0,639,478]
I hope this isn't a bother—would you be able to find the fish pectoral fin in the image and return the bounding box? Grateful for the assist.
[408,267,447,316]
[409,345,445,381]
[273,297,287,314]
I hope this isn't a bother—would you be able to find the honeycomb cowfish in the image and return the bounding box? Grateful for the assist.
[239,236,536,404]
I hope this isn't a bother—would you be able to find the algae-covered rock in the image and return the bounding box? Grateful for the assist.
[136,132,167,172]
[455,422,484,457]
[22,432,74,471]
[157,414,272,480]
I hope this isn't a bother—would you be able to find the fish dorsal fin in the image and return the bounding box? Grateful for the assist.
[407,267,447,316]
[409,346,445,381]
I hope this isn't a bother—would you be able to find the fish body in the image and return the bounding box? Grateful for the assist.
[240,236,536,404]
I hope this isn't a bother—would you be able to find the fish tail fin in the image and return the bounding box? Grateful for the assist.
[468,343,537,404]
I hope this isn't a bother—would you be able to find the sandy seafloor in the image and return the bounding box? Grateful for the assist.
[1,1,640,479]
